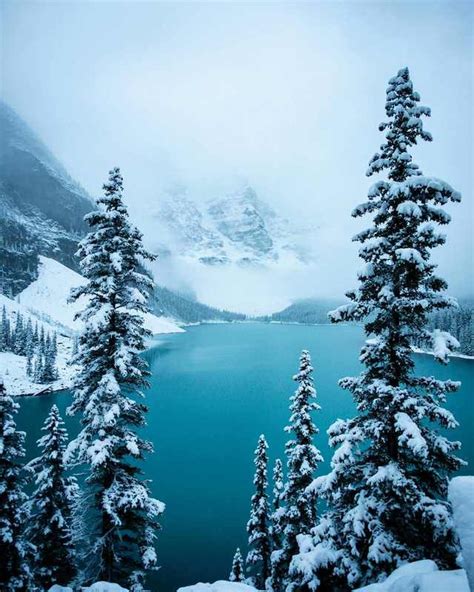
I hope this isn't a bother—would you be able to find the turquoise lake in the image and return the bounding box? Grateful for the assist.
[16,323,474,591]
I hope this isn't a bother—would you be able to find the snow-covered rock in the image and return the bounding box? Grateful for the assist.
[17,256,184,335]
[81,584,129,592]
[48,586,73,592]
[353,560,469,592]
[449,476,474,590]
[152,185,315,268]
[177,582,257,592]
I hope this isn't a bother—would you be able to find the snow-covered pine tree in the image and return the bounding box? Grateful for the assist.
[28,404,78,590]
[24,319,33,354]
[66,167,164,591]
[71,334,79,358]
[51,332,58,358]
[33,355,43,384]
[229,547,245,583]
[0,305,8,351]
[41,332,57,383]
[24,320,34,360]
[246,434,271,590]
[26,355,32,378]
[292,67,463,591]
[32,322,38,347]
[270,458,284,550]
[0,377,33,591]
[39,325,45,352]
[272,350,322,592]
[267,458,285,592]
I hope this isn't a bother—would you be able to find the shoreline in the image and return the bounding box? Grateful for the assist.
[13,323,473,398]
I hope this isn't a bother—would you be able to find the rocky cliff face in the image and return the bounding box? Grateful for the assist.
[0,101,94,295]
[153,185,313,268]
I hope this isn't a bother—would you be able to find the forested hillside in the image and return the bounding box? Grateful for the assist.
[151,285,246,324]
[269,297,473,356]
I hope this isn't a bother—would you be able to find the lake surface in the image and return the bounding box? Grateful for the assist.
[16,323,473,591]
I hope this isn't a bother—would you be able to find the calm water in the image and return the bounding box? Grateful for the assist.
[16,323,474,591]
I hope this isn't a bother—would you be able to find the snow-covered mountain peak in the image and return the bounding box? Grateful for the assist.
[152,184,315,268]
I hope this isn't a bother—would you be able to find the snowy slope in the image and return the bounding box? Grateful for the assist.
[1,257,182,395]
[17,256,184,335]
[0,293,75,396]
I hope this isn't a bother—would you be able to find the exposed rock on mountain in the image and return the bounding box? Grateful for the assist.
[153,185,314,268]
[0,101,94,295]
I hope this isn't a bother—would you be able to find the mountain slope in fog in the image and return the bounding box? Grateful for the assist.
[0,101,94,295]
[152,185,315,268]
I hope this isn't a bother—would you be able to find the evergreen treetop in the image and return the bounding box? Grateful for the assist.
[292,67,463,591]
[275,350,322,592]
[28,404,78,590]
[246,434,271,590]
[0,377,32,591]
[67,167,164,591]
[229,547,245,583]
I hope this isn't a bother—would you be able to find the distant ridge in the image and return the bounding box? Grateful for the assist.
[151,284,246,324]
[262,298,343,325]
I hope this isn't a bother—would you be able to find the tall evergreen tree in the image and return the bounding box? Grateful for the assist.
[229,547,245,583]
[26,355,32,378]
[29,405,78,590]
[292,67,463,591]
[0,378,32,591]
[66,167,164,591]
[32,322,39,347]
[268,458,285,592]
[41,332,57,383]
[270,458,284,550]
[272,350,322,592]
[1,305,9,351]
[13,313,24,355]
[246,434,271,590]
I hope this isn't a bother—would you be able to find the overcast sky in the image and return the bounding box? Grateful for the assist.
[1,0,472,304]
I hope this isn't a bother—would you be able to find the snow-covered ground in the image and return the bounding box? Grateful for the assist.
[177,582,257,592]
[353,561,469,592]
[0,293,75,396]
[1,257,183,396]
[449,477,474,590]
[411,345,474,361]
[48,584,129,592]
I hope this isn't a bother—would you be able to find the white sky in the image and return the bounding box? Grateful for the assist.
[1,0,472,304]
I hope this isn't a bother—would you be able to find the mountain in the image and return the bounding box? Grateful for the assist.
[0,101,94,295]
[263,298,344,325]
[152,185,315,267]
